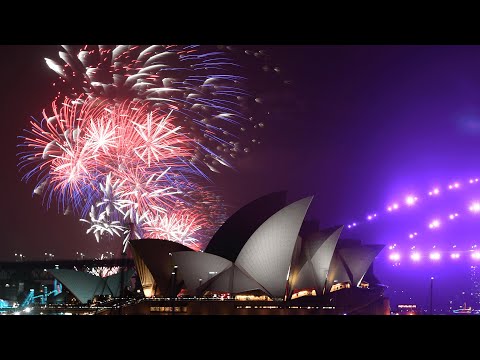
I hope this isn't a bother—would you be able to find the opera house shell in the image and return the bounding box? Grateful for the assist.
[127,192,389,315]
[48,268,135,304]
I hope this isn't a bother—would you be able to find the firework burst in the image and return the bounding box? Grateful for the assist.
[19,96,227,250]
[143,209,211,251]
[19,97,192,216]
[19,45,278,250]
[44,45,270,175]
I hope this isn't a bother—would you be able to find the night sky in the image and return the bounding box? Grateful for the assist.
[3,45,480,311]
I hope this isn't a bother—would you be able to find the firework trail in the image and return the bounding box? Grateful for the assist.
[44,45,271,175]
[19,45,279,250]
[18,96,226,250]
[19,98,188,213]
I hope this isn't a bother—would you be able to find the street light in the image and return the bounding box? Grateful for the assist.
[430,277,434,315]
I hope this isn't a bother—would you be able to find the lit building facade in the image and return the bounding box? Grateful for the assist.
[126,193,389,315]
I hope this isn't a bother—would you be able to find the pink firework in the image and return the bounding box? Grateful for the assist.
[19,96,228,250]
[18,44,284,251]
[44,45,277,175]
[19,97,193,218]
[112,165,181,216]
[143,209,212,251]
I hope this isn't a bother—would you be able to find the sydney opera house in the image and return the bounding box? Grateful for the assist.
[49,192,390,315]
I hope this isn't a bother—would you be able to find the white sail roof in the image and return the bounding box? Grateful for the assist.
[292,226,343,294]
[325,252,352,292]
[49,268,133,304]
[339,244,384,286]
[235,196,313,299]
[172,251,233,294]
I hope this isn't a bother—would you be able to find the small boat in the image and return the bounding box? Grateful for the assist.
[452,302,472,315]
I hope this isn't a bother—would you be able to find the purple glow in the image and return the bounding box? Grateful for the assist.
[393,203,399,209]
[411,252,421,261]
[414,232,417,235]
[448,185,453,190]
[429,252,441,261]
[387,206,392,212]
[470,179,474,184]
[451,253,460,259]
[347,225,351,229]
[469,202,480,213]
[454,182,460,188]
[367,215,372,220]
[409,234,414,239]
[389,253,401,261]
[352,222,357,226]
[405,195,417,206]
[449,214,455,220]
[428,219,441,229]
[472,252,480,260]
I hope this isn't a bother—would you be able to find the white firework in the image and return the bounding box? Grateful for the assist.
[96,173,131,218]
[80,205,127,242]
